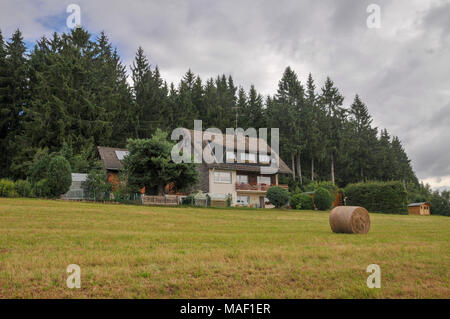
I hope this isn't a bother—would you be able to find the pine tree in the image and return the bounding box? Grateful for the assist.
[272,67,304,180]
[0,30,9,177]
[3,29,29,178]
[348,94,377,181]
[318,77,345,184]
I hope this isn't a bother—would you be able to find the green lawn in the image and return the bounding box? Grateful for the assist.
[0,198,448,298]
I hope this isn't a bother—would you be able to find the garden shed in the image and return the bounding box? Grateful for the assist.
[408,202,430,215]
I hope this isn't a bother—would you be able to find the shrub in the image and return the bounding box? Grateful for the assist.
[305,181,339,198]
[47,156,72,197]
[267,186,289,208]
[28,149,52,183]
[33,179,51,198]
[314,187,333,210]
[291,193,314,210]
[430,191,450,216]
[344,181,408,214]
[182,194,195,205]
[83,169,111,200]
[14,180,32,197]
[0,179,18,197]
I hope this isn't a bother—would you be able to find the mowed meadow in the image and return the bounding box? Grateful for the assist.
[0,198,448,299]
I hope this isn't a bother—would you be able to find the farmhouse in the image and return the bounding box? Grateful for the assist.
[97,146,129,190]
[97,129,291,207]
[408,202,431,215]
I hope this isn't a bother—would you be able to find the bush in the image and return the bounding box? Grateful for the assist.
[14,180,32,197]
[0,179,18,197]
[314,187,333,210]
[33,179,51,198]
[430,191,450,216]
[344,181,408,214]
[47,156,72,197]
[182,194,195,205]
[28,149,52,183]
[290,193,314,210]
[305,181,339,198]
[83,169,111,200]
[267,186,289,208]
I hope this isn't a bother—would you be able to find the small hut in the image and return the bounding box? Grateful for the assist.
[408,202,431,215]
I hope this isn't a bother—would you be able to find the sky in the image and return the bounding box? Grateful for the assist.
[1,0,449,190]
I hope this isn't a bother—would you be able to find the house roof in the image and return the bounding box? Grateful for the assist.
[408,202,430,207]
[97,146,128,170]
[97,130,293,174]
[186,129,292,174]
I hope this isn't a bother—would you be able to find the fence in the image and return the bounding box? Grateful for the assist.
[142,195,178,206]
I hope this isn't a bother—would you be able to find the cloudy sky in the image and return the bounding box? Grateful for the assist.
[1,0,449,189]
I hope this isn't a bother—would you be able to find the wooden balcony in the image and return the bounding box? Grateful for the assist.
[235,183,289,192]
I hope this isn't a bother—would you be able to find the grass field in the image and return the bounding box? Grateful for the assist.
[0,198,448,298]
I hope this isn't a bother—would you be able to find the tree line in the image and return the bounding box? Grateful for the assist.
[0,27,418,188]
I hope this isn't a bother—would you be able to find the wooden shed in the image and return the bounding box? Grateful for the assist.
[408,202,431,215]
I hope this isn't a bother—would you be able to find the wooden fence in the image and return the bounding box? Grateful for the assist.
[142,195,179,206]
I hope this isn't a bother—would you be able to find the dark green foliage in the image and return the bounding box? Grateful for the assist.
[14,179,32,197]
[0,179,17,197]
[344,181,408,214]
[430,190,450,216]
[32,179,51,198]
[267,186,289,208]
[291,193,314,210]
[314,187,333,210]
[83,169,111,200]
[304,181,338,196]
[28,149,52,183]
[182,194,195,205]
[46,156,72,197]
[123,129,199,195]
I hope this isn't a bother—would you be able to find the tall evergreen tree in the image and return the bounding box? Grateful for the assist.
[2,29,29,178]
[318,77,345,184]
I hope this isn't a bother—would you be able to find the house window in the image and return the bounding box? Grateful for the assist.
[226,151,236,162]
[259,154,270,163]
[238,152,257,163]
[237,175,248,184]
[257,176,271,185]
[214,171,232,183]
[247,153,257,163]
[237,195,249,205]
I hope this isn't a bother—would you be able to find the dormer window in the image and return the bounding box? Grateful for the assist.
[226,151,236,162]
[259,154,270,163]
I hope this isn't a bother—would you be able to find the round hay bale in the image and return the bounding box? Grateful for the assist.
[329,206,370,234]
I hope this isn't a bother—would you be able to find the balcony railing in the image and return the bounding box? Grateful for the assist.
[235,183,289,191]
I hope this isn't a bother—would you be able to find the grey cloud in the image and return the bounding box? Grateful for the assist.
[1,0,449,187]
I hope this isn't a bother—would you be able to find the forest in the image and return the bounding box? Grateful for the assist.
[0,27,420,190]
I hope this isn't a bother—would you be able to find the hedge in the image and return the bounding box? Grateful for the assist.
[0,179,17,197]
[267,186,289,208]
[290,193,314,210]
[344,181,408,214]
[314,187,333,210]
[14,180,32,197]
